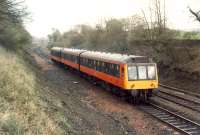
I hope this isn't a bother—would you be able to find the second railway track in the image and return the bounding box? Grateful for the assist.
[140,103,200,135]
[156,84,200,113]
[159,84,200,99]
[155,90,200,113]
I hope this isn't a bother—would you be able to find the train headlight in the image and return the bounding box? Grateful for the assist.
[148,66,156,79]
[128,66,137,80]
[138,66,147,79]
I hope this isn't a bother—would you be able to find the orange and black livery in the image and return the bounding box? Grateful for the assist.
[50,47,158,101]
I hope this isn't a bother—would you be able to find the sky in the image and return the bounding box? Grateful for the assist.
[24,0,200,38]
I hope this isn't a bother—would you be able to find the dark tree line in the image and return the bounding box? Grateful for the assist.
[0,0,31,50]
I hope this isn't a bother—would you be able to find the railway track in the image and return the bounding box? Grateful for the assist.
[156,84,200,113]
[159,84,200,99]
[140,103,200,135]
[155,90,200,113]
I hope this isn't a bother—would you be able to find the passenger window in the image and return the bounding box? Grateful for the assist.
[105,63,108,73]
[102,62,105,72]
[99,61,102,71]
[116,65,120,77]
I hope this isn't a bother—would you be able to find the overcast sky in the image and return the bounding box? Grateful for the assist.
[24,0,200,38]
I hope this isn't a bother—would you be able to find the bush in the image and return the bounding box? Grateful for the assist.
[0,24,31,50]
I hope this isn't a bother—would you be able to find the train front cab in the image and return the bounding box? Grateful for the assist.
[122,63,158,100]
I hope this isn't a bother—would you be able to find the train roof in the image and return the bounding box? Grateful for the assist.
[51,47,149,63]
[51,47,61,52]
[51,47,86,55]
[80,51,147,64]
[62,48,86,56]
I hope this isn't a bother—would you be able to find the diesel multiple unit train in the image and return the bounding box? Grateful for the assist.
[50,47,158,101]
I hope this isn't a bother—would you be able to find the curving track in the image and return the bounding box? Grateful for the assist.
[140,103,200,135]
[145,84,200,134]
[159,84,200,99]
[155,88,200,113]
[156,83,200,113]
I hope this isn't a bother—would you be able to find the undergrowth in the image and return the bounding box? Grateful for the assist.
[0,47,70,135]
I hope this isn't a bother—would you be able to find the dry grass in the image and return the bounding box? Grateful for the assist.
[0,47,69,135]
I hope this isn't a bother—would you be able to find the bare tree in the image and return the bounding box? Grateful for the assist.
[142,0,167,40]
[142,10,151,40]
[154,0,167,38]
[0,0,28,24]
[189,7,200,22]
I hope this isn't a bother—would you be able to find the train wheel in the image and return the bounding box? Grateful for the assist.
[129,95,139,104]
[111,86,121,96]
[147,89,153,97]
[130,90,140,104]
[105,84,111,92]
[100,81,106,89]
[64,65,69,70]
[88,76,96,85]
[140,90,150,102]
[118,90,126,97]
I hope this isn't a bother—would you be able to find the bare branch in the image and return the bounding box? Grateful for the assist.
[189,7,200,22]
[141,10,151,40]
[0,0,28,24]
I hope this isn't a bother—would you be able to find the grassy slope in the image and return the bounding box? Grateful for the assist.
[0,47,69,135]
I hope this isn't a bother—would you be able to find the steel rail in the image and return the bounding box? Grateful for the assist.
[140,103,200,135]
[159,83,200,98]
[155,90,200,113]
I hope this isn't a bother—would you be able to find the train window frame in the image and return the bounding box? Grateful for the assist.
[86,59,88,66]
[138,66,147,80]
[96,61,99,71]
[147,65,156,80]
[109,64,113,76]
[116,65,120,77]
[105,62,109,74]
[89,59,92,68]
[127,65,138,80]
[101,62,105,72]
[82,58,85,65]
[75,56,78,63]
[72,55,75,62]
[88,59,90,67]
[99,61,102,71]
[90,59,92,68]
[84,58,87,66]
[127,64,157,81]
[92,60,94,69]
[94,60,96,69]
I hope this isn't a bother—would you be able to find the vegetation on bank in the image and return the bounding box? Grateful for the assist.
[0,1,72,134]
[0,47,70,134]
[0,24,31,50]
[0,0,31,50]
